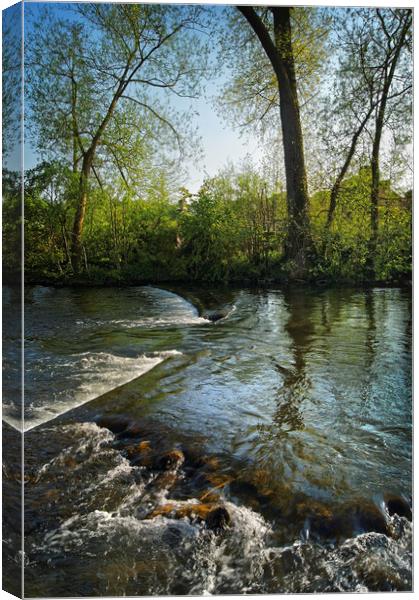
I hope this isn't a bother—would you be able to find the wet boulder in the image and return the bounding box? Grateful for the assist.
[203,310,228,323]
[148,502,231,532]
[229,480,263,510]
[128,447,185,472]
[178,446,204,470]
[205,506,231,531]
[385,494,412,521]
[95,415,131,434]
[352,502,389,536]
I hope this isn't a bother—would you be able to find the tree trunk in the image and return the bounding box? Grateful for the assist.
[366,111,384,276]
[237,6,312,270]
[69,81,124,272]
[71,152,92,272]
[61,221,72,269]
[272,8,312,266]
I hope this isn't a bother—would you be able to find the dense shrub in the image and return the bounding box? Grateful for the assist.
[2,163,411,285]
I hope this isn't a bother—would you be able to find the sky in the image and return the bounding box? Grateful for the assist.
[12,1,263,193]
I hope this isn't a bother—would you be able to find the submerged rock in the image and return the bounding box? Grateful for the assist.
[194,454,221,471]
[120,421,143,438]
[126,440,153,467]
[296,500,347,540]
[152,471,179,492]
[199,490,222,504]
[126,440,151,459]
[126,445,185,474]
[204,472,233,488]
[294,496,396,541]
[156,450,185,471]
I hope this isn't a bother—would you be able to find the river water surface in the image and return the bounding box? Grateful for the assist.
[2,285,412,595]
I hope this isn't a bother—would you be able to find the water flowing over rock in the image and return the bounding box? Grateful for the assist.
[5,285,411,595]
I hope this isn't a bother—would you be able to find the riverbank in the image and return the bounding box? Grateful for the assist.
[6,269,412,291]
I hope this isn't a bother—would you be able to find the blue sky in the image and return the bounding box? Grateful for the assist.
[20,1,263,192]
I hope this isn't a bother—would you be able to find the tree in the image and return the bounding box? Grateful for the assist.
[235,7,313,269]
[2,4,22,159]
[27,3,208,271]
[365,9,412,274]
[321,8,412,251]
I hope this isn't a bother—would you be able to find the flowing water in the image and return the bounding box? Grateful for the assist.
[2,284,412,595]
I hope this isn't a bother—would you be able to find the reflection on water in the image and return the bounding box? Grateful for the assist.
[273,289,316,432]
[2,284,412,595]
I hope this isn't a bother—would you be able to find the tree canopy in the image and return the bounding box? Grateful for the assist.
[3,4,412,286]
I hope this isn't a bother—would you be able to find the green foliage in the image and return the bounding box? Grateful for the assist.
[180,182,237,282]
[4,160,411,286]
[179,167,286,282]
[2,5,22,158]
[310,169,411,282]
[375,205,411,281]
[13,6,411,287]
[217,7,329,135]
[2,170,22,278]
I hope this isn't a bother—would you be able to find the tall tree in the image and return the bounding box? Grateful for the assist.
[27,3,208,271]
[366,9,412,274]
[321,8,412,245]
[236,7,313,268]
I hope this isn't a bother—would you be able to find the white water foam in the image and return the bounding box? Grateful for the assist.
[217,305,237,322]
[36,422,115,480]
[89,315,210,328]
[35,494,272,596]
[3,351,183,433]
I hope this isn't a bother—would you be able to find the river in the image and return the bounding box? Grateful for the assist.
[2,284,412,595]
